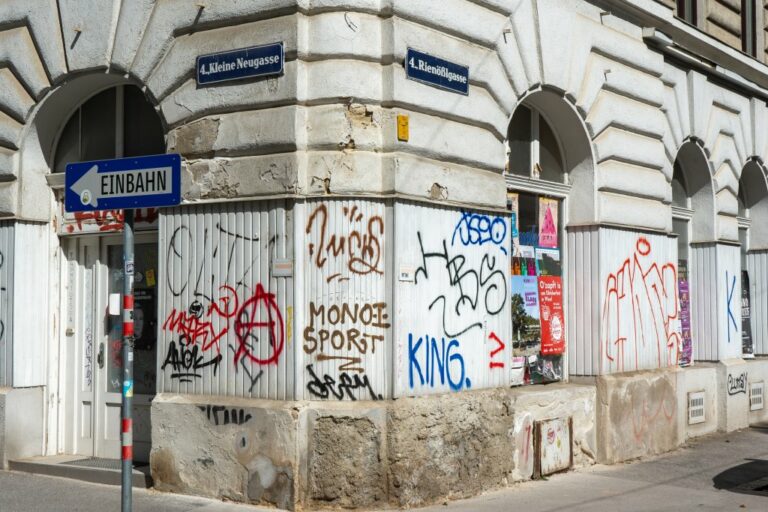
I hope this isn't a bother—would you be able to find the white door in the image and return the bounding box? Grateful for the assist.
[68,234,158,461]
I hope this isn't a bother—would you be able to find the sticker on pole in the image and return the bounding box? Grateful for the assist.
[65,154,182,212]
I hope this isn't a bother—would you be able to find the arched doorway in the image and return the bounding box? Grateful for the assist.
[506,89,594,383]
[738,160,768,356]
[671,140,716,363]
[53,84,165,462]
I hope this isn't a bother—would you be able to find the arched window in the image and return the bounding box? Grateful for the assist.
[737,160,768,357]
[507,104,565,183]
[505,91,594,384]
[671,141,716,364]
[53,85,165,173]
[738,160,768,250]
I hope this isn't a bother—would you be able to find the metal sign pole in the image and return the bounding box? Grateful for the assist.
[121,209,135,512]
[64,153,181,512]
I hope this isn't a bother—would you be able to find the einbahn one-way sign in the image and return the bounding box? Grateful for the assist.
[65,154,181,212]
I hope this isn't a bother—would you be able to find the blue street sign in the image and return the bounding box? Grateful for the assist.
[197,42,284,85]
[405,48,469,96]
[65,154,181,212]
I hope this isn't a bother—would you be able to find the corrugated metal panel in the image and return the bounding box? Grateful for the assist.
[158,200,294,399]
[566,226,599,376]
[393,201,512,397]
[0,222,13,387]
[691,244,718,361]
[12,222,49,387]
[297,199,390,401]
[747,250,768,355]
[716,244,741,360]
[599,228,680,374]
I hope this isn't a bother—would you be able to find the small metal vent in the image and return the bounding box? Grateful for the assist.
[688,391,706,425]
[750,382,764,412]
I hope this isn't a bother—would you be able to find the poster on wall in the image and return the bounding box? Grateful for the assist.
[514,246,537,276]
[678,261,692,367]
[742,270,754,358]
[538,198,558,248]
[508,193,520,256]
[538,276,565,355]
[535,248,562,276]
[511,276,541,355]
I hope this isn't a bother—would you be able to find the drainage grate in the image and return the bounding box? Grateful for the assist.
[750,382,764,412]
[60,458,142,470]
[688,391,706,425]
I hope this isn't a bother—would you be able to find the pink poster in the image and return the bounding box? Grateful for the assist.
[538,198,558,248]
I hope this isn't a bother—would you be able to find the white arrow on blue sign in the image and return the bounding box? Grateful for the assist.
[65,154,181,212]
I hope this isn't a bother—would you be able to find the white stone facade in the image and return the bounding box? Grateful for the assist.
[1,0,768,509]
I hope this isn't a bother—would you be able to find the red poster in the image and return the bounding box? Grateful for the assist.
[538,276,565,355]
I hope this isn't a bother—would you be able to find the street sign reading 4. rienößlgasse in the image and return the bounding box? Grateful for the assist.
[65,154,181,212]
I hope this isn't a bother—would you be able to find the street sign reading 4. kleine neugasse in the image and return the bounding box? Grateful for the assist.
[65,154,181,212]
[197,42,284,85]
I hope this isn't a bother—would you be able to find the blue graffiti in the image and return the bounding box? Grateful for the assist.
[451,211,508,255]
[726,271,737,343]
[408,334,471,391]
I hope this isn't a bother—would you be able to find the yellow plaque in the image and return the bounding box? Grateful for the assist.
[397,114,409,142]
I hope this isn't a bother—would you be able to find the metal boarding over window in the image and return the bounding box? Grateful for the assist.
[0,222,13,387]
[158,200,295,399]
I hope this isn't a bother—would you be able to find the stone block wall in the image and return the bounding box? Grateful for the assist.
[152,384,596,510]
[596,369,682,464]
[151,395,298,510]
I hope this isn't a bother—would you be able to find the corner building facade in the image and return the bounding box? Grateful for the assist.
[1,0,768,509]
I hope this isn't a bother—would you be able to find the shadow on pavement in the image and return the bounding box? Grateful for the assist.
[712,459,768,496]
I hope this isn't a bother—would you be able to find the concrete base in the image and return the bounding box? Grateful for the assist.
[150,384,596,511]
[679,365,719,439]
[745,357,768,425]
[0,387,44,469]
[716,359,750,432]
[595,368,682,464]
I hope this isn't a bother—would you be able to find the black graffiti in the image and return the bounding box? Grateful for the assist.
[414,233,507,338]
[166,223,261,299]
[727,372,748,396]
[305,364,382,401]
[198,405,252,426]
[228,343,264,392]
[161,337,222,383]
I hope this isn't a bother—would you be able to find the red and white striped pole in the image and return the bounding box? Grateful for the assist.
[121,209,134,512]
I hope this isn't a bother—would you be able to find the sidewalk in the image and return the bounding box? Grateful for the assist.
[2,427,766,511]
[400,426,768,512]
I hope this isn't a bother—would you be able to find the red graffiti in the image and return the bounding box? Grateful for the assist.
[488,331,506,369]
[66,208,159,233]
[523,422,532,463]
[630,383,676,442]
[234,283,285,366]
[162,286,238,353]
[601,237,681,372]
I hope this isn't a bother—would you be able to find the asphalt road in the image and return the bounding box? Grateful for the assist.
[0,472,271,512]
[1,427,767,511]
